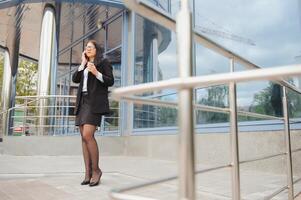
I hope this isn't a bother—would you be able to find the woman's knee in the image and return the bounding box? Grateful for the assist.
[82,125,96,142]
[82,131,93,142]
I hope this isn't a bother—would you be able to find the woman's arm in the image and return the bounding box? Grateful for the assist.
[88,59,114,86]
[73,51,88,83]
[72,66,84,83]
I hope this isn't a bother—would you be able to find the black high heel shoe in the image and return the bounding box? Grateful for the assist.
[80,179,90,185]
[81,172,92,185]
[89,170,102,187]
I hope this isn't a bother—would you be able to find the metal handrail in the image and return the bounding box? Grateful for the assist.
[110,150,292,200]
[294,191,301,199]
[125,95,284,121]
[10,105,119,110]
[11,115,76,118]
[1,95,120,136]
[110,144,301,200]
[239,152,286,165]
[0,0,299,199]
[15,95,76,99]
[265,177,301,200]
[292,147,301,153]
[0,95,75,115]
[111,64,301,99]
[124,0,301,95]
[9,125,77,128]
[264,186,289,200]
[110,0,300,200]
[0,97,41,116]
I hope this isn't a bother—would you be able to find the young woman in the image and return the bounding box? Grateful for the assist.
[72,40,114,187]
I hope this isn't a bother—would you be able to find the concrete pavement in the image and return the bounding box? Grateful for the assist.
[0,155,301,200]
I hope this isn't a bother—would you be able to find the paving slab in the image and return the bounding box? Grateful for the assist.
[0,155,300,200]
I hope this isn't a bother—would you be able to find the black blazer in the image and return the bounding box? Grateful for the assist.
[72,58,114,115]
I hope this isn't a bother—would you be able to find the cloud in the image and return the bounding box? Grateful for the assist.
[193,0,301,67]
[142,1,301,108]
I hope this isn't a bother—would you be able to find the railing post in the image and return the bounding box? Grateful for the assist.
[282,86,294,199]
[120,10,135,136]
[229,58,241,200]
[53,96,57,136]
[176,0,195,199]
[6,109,11,136]
[22,98,27,136]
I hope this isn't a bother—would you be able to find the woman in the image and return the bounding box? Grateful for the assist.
[72,40,114,187]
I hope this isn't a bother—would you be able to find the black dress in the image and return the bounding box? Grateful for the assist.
[75,92,102,126]
[72,58,114,127]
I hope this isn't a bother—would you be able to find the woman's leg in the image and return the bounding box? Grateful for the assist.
[80,125,92,181]
[82,124,102,182]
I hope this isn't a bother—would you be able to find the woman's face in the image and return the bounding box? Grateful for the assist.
[85,42,97,59]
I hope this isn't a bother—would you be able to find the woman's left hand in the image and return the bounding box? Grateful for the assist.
[87,62,98,76]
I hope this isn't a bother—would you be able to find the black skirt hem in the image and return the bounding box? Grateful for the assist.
[75,95,102,127]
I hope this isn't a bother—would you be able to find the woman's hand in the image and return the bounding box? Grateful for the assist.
[86,62,98,76]
[81,51,88,66]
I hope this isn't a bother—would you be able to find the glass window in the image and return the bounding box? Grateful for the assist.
[287,87,301,119]
[106,48,121,88]
[16,58,38,103]
[103,48,122,132]
[57,9,122,135]
[193,0,301,126]
[59,3,115,52]
[194,41,230,125]
[107,16,122,50]
[134,15,178,129]
[146,0,170,11]
[195,85,229,124]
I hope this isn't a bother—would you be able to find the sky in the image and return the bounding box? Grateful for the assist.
[155,0,301,108]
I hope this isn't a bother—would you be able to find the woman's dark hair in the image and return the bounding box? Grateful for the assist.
[86,40,104,66]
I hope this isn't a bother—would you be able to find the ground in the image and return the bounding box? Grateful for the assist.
[0,155,300,200]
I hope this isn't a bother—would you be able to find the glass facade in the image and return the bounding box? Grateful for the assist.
[133,6,178,129]
[193,0,301,125]
[1,1,301,199]
[0,0,301,135]
[56,3,123,134]
[129,0,301,132]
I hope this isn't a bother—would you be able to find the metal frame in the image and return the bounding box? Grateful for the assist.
[1,0,301,199]
[176,1,195,199]
[0,95,120,136]
[58,9,124,56]
[229,58,240,200]
[109,0,301,200]
[120,8,135,136]
[0,0,125,10]
[123,0,301,95]
[282,86,294,199]
[112,64,301,98]
[56,5,124,134]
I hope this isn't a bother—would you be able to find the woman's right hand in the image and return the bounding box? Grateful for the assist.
[81,51,88,66]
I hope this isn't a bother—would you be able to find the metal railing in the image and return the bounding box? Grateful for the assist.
[0,95,120,136]
[109,0,301,199]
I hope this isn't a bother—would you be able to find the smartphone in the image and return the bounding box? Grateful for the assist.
[84,52,88,60]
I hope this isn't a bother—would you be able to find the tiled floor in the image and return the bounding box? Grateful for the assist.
[0,155,300,200]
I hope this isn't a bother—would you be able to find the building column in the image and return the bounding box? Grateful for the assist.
[152,38,159,82]
[120,10,135,135]
[37,5,57,135]
[2,4,24,136]
[1,49,12,139]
